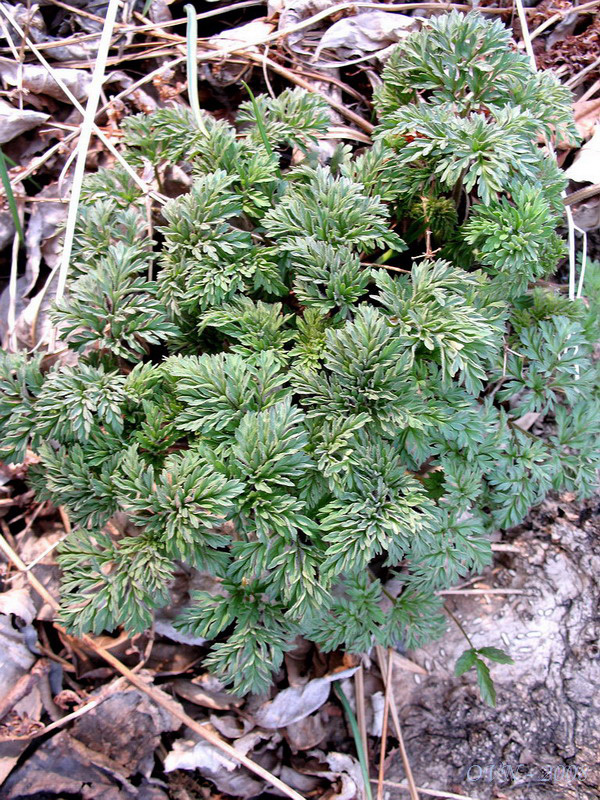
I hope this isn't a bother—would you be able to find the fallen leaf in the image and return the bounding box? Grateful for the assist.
[253,678,330,729]
[1,729,168,799]
[368,691,385,737]
[305,750,367,800]
[23,183,68,295]
[573,97,600,140]
[70,677,183,777]
[0,99,49,144]
[571,195,600,231]
[0,57,92,103]
[279,0,336,52]
[279,765,323,792]
[209,713,254,739]
[0,588,36,624]
[172,677,242,710]
[0,615,36,707]
[0,615,43,782]
[565,124,600,184]
[285,713,326,751]
[211,19,276,53]
[164,727,265,800]
[314,11,414,61]
[253,665,358,729]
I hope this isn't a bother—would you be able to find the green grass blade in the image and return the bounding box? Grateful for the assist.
[185,5,209,137]
[334,682,374,800]
[0,147,24,245]
[241,81,273,157]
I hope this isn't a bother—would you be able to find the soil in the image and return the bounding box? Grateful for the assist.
[386,492,600,800]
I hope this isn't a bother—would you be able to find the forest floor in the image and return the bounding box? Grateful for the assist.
[0,1,599,799]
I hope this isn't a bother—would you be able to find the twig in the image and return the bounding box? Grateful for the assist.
[565,54,600,89]
[438,588,531,596]
[0,533,305,800]
[515,0,536,73]
[0,658,50,722]
[564,183,600,206]
[579,78,600,102]
[355,665,369,772]
[375,645,419,800]
[7,227,20,352]
[370,779,480,800]
[528,0,600,40]
[376,650,393,800]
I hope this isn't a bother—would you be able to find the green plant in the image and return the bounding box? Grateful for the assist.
[1,12,598,702]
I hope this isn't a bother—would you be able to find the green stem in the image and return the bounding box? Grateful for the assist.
[444,603,475,649]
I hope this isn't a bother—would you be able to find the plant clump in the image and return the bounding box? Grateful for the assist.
[1,12,598,698]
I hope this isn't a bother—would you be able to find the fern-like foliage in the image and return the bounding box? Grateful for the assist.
[0,12,597,702]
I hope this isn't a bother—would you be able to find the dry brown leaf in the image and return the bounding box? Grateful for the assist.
[565,124,600,184]
[209,713,254,739]
[571,195,600,231]
[285,713,326,751]
[164,728,266,799]
[253,665,358,729]
[0,99,48,144]
[0,588,36,624]
[24,183,68,295]
[573,97,600,140]
[70,677,183,777]
[171,677,242,710]
[314,11,414,61]
[1,729,168,799]
[305,750,367,800]
[278,0,336,53]
[253,679,331,729]
[0,57,92,103]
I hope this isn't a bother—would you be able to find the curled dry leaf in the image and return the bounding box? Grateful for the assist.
[314,11,414,61]
[565,124,600,185]
[207,19,276,85]
[69,677,183,777]
[1,730,168,800]
[0,99,49,144]
[278,0,336,52]
[285,713,326,751]
[253,665,359,729]
[0,57,92,103]
[305,750,367,800]
[171,676,243,710]
[209,713,254,739]
[0,588,37,625]
[573,97,600,140]
[24,183,68,294]
[164,727,265,800]
[571,196,600,231]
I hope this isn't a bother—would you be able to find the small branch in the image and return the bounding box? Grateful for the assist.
[0,659,50,722]
[375,645,419,800]
[376,650,393,800]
